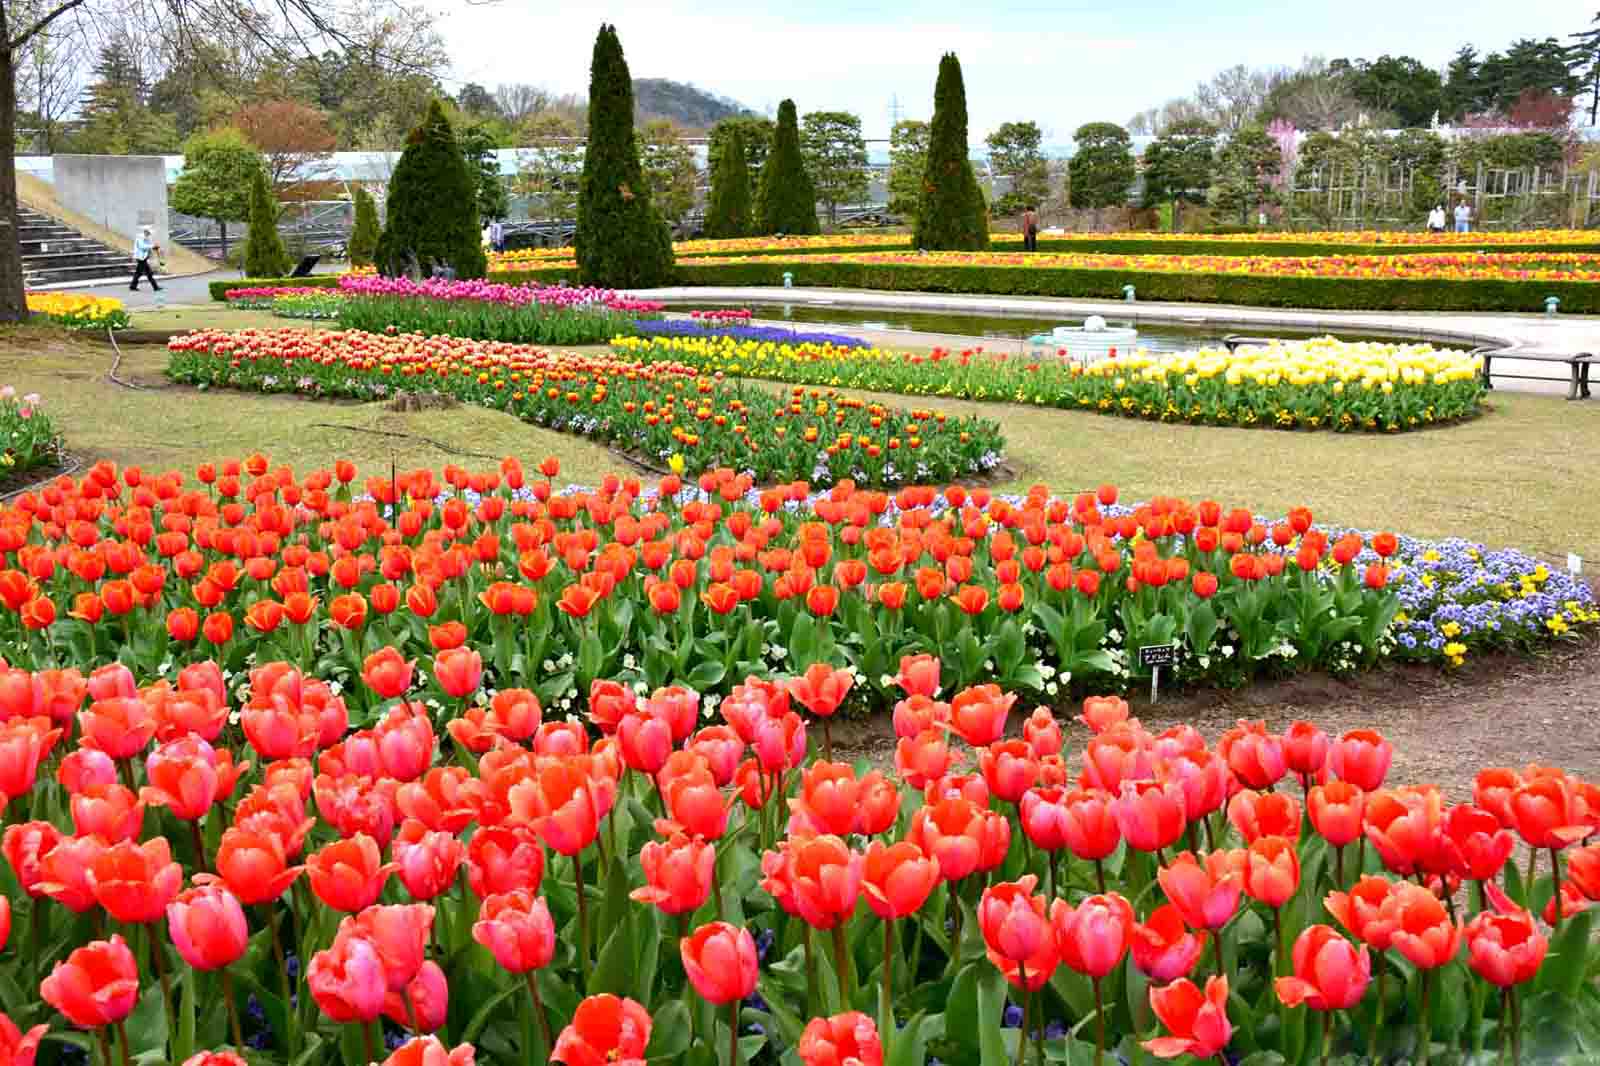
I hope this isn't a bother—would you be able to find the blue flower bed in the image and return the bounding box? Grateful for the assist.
[629,319,869,348]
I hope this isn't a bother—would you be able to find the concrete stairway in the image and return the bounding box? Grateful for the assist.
[19,207,145,288]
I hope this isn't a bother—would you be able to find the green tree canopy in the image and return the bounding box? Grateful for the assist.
[1068,122,1135,209]
[516,113,584,225]
[985,120,1050,216]
[708,115,774,222]
[801,110,870,226]
[574,24,675,286]
[915,53,988,250]
[375,99,487,278]
[638,119,700,224]
[887,119,930,222]
[459,122,510,221]
[1211,125,1282,225]
[170,126,265,259]
[1140,118,1217,227]
[1331,55,1444,127]
[244,167,292,278]
[348,185,380,266]
[704,127,753,238]
[757,99,820,235]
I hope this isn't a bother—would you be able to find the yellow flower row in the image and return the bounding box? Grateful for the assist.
[1084,338,1484,389]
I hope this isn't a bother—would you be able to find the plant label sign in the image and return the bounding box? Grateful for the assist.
[1569,553,1583,576]
[1139,643,1177,704]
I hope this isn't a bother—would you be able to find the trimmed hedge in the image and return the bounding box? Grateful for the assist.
[215,259,1599,313]
[668,236,1600,259]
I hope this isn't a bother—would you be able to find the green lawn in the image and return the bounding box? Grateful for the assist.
[6,323,1596,561]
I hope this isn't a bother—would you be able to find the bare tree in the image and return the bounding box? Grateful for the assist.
[1194,63,1289,132]
[13,7,84,152]
[494,82,549,125]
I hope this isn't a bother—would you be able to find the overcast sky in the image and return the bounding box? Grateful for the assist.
[438,0,1589,143]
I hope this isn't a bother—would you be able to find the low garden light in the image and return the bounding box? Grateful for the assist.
[783,272,794,289]
[1545,296,1560,316]
[1123,284,1136,302]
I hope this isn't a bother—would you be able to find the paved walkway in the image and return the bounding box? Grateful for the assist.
[635,286,1600,396]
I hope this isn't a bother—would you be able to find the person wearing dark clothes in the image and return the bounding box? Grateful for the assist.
[1021,206,1039,252]
[130,227,161,291]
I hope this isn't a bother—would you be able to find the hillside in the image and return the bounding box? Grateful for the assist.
[634,79,753,130]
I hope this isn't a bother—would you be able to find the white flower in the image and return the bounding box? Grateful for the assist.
[1045,681,1059,696]
[622,654,636,670]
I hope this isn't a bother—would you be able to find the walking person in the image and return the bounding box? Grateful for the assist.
[1453,200,1472,233]
[490,218,505,253]
[1021,204,1039,252]
[130,226,161,292]
[1426,204,1446,234]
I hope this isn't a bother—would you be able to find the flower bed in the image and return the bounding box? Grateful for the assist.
[489,227,1600,267]
[0,387,63,481]
[163,330,1001,486]
[631,319,870,349]
[611,335,1485,432]
[25,291,130,330]
[0,581,1593,1066]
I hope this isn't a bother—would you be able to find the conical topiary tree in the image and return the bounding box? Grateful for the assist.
[757,100,820,236]
[348,185,380,267]
[575,24,674,287]
[243,166,292,278]
[914,53,989,250]
[375,99,487,279]
[704,127,752,238]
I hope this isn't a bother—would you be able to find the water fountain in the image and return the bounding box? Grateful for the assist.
[1029,315,1140,362]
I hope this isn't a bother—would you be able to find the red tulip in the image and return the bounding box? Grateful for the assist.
[1307,781,1366,847]
[1283,720,1329,779]
[87,838,183,924]
[467,824,545,898]
[861,840,938,921]
[2,820,61,897]
[307,931,386,1023]
[617,711,673,776]
[1132,904,1207,983]
[1274,925,1371,1009]
[510,759,613,856]
[786,663,853,718]
[1510,773,1590,849]
[948,684,1015,747]
[70,783,145,843]
[373,704,434,782]
[433,647,483,700]
[0,1011,46,1066]
[36,834,107,913]
[908,797,989,883]
[893,654,941,698]
[213,826,302,904]
[342,903,433,992]
[1227,789,1300,844]
[1078,695,1131,734]
[379,1036,475,1066]
[363,647,415,699]
[384,959,448,1033]
[1157,851,1243,931]
[631,832,713,915]
[306,834,394,913]
[1114,779,1186,853]
[1144,976,1232,1060]
[1465,888,1547,988]
[1473,767,1522,828]
[1242,836,1300,908]
[1052,892,1134,978]
[0,717,56,800]
[78,698,156,760]
[798,1012,883,1066]
[392,820,466,902]
[1385,882,1462,969]
[550,994,652,1066]
[1440,803,1515,881]
[790,761,862,837]
[141,737,247,821]
[893,729,950,790]
[167,883,248,970]
[1054,788,1121,862]
[855,771,900,835]
[1327,730,1392,792]
[783,834,863,930]
[980,739,1039,805]
[1081,728,1151,793]
[472,889,555,972]
[978,874,1053,963]
[40,935,139,1028]
[1325,876,1400,950]
[681,921,759,1005]
[1570,843,1600,900]
[1219,720,1286,789]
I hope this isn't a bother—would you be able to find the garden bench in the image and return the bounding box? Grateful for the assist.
[1221,335,1277,352]
[1478,349,1593,400]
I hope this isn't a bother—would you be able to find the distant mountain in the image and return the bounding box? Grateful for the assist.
[634,79,754,130]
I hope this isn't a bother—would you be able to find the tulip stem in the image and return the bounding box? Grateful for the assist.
[98,1026,113,1066]
[267,907,295,1057]
[1272,907,1285,976]
[574,848,590,969]
[1499,987,1510,1066]
[882,920,894,1056]
[1014,964,1031,1066]
[1418,966,1433,1066]
[1333,844,1344,889]
[1092,976,1105,1066]
[831,923,854,1010]
[114,1020,132,1066]
[1093,859,1106,895]
[147,922,175,1049]
[222,968,243,1050]
[526,971,553,1054]
[190,819,209,873]
[361,1020,375,1066]
[821,719,833,762]
[1369,957,1384,1065]
[1320,1009,1332,1066]
[1548,848,1563,930]
[728,1000,742,1066]
[803,926,816,1017]
[1510,982,1522,1066]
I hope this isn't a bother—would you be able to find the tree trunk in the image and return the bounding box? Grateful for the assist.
[219,220,228,260]
[0,43,29,322]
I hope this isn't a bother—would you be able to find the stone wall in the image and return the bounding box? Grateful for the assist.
[52,155,170,252]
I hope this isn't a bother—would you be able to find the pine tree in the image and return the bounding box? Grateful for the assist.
[757,100,820,235]
[574,24,675,287]
[915,54,988,250]
[348,185,380,266]
[243,167,292,277]
[375,99,487,279]
[704,128,752,238]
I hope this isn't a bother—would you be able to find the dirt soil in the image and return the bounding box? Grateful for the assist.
[834,635,1600,800]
